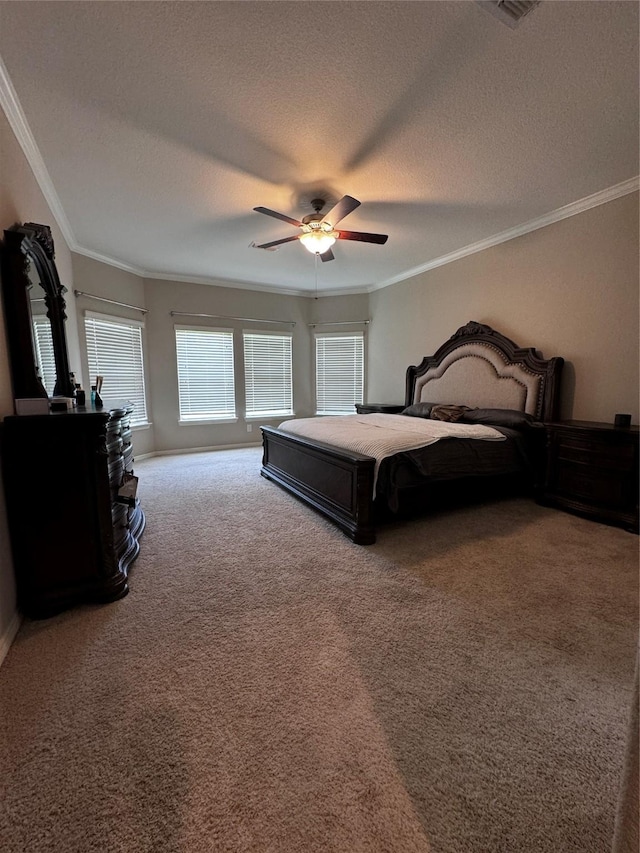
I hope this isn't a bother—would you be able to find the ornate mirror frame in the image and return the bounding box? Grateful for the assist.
[1,222,74,400]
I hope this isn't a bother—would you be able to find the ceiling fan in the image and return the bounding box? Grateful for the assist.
[252,195,388,262]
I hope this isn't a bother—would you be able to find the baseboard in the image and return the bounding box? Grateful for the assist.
[0,609,22,668]
[146,442,262,458]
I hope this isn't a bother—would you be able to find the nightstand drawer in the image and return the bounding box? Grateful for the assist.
[555,464,626,506]
[556,437,634,470]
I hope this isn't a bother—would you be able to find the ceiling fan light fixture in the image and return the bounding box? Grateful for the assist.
[299,227,338,255]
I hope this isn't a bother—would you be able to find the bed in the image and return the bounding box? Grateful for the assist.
[261,321,564,544]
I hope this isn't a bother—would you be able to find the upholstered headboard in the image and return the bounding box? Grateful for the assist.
[405,321,564,422]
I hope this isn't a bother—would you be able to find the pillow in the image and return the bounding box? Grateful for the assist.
[461,408,538,429]
[429,404,471,423]
[401,402,434,418]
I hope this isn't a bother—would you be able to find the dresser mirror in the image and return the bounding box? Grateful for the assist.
[27,262,57,395]
[0,222,74,400]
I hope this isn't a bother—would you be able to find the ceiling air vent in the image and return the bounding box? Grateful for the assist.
[477,0,541,29]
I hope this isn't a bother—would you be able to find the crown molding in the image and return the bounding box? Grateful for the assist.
[73,245,371,298]
[140,269,306,298]
[371,177,640,291]
[303,284,371,298]
[71,245,147,277]
[0,55,78,250]
[73,245,308,298]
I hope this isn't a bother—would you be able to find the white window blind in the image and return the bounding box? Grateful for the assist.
[316,333,364,415]
[32,317,56,396]
[175,327,236,421]
[85,313,148,426]
[243,331,293,418]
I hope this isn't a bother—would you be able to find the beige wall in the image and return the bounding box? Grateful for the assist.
[309,292,369,326]
[368,193,639,423]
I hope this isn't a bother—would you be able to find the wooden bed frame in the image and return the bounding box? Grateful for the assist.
[261,321,564,544]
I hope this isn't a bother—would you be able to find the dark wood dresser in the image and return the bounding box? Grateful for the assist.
[355,403,406,414]
[1,402,145,618]
[540,420,639,533]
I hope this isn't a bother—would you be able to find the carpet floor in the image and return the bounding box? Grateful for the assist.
[0,447,637,853]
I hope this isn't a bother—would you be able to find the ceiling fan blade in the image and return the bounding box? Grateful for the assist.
[254,235,300,249]
[322,195,361,226]
[320,248,335,262]
[253,206,303,227]
[337,230,388,244]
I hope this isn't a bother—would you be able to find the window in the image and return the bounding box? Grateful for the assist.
[243,331,293,418]
[32,317,56,396]
[84,312,148,426]
[175,327,235,422]
[315,333,364,415]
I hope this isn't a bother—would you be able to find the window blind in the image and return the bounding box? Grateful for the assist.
[315,333,364,415]
[175,327,236,421]
[85,313,148,426]
[243,332,293,418]
[32,317,57,396]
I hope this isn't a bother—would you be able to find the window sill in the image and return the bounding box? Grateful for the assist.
[179,417,239,426]
[132,422,152,431]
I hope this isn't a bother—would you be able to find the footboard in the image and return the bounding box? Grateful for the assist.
[260,426,377,544]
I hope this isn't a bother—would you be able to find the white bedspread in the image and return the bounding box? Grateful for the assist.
[278,413,505,490]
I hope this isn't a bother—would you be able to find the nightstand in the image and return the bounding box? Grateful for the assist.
[540,420,639,533]
[355,403,406,414]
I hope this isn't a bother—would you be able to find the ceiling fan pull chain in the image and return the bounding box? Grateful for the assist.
[314,252,319,300]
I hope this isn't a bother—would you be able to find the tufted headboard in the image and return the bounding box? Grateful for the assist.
[405,321,564,422]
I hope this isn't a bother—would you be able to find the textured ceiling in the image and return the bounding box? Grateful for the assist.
[0,1,637,296]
